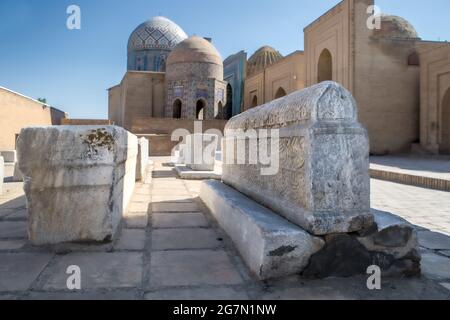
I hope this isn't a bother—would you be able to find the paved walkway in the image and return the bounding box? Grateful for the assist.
[0,157,449,299]
[372,179,450,236]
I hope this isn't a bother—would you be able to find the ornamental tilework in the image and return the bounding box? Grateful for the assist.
[128,17,187,52]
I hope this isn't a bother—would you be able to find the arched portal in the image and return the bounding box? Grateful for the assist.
[173,99,182,118]
[441,88,450,154]
[196,99,205,120]
[251,95,258,108]
[274,87,287,99]
[225,84,233,120]
[216,102,223,119]
[408,51,420,66]
[318,49,333,83]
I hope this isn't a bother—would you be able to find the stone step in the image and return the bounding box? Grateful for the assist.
[370,168,450,192]
[200,179,324,280]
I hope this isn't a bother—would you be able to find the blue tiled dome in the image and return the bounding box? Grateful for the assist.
[127,17,188,72]
[128,16,187,52]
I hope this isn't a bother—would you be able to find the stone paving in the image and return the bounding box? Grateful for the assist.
[0,157,449,299]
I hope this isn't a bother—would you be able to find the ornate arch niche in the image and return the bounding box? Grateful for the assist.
[274,87,287,99]
[318,49,333,82]
[196,99,206,120]
[251,95,258,108]
[172,99,182,118]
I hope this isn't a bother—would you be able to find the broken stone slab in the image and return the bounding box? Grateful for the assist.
[222,81,372,235]
[357,209,419,259]
[136,137,149,182]
[0,156,3,195]
[17,126,138,245]
[200,179,324,280]
[0,150,17,163]
[185,134,219,171]
[302,209,421,279]
[418,231,450,250]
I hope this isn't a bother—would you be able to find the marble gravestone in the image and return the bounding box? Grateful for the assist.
[17,126,138,245]
[223,81,372,236]
[185,133,219,171]
[201,82,420,279]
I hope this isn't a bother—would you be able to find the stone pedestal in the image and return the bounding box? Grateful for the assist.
[136,137,149,181]
[223,82,372,235]
[200,83,420,279]
[17,126,138,245]
[185,134,219,171]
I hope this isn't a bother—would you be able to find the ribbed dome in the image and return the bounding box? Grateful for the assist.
[128,16,188,52]
[374,14,419,39]
[247,46,283,77]
[167,36,223,66]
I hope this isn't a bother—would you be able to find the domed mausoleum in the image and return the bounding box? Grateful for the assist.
[373,14,420,40]
[247,46,283,77]
[127,16,188,72]
[165,36,227,120]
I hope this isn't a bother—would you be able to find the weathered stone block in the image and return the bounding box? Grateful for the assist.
[200,180,324,280]
[185,134,218,171]
[223,81,372,235]
[136,137,149,181]
[17,126,138,245]
[0,156,4,195]
[0,150,17,163]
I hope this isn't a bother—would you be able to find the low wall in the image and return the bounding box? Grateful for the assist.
[0,87,67,150]
[136,134,175,157]
[129,117,227,156]
[223,81,372,235]
[129,117,228,135]
[17,125,138,245]
[61,119,113,125]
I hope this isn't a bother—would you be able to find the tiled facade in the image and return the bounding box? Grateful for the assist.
[127,17,188,72]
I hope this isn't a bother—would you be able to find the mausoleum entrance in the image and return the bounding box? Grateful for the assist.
[441,88,450,154]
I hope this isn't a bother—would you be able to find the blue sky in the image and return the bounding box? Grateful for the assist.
[0,0,449,119]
